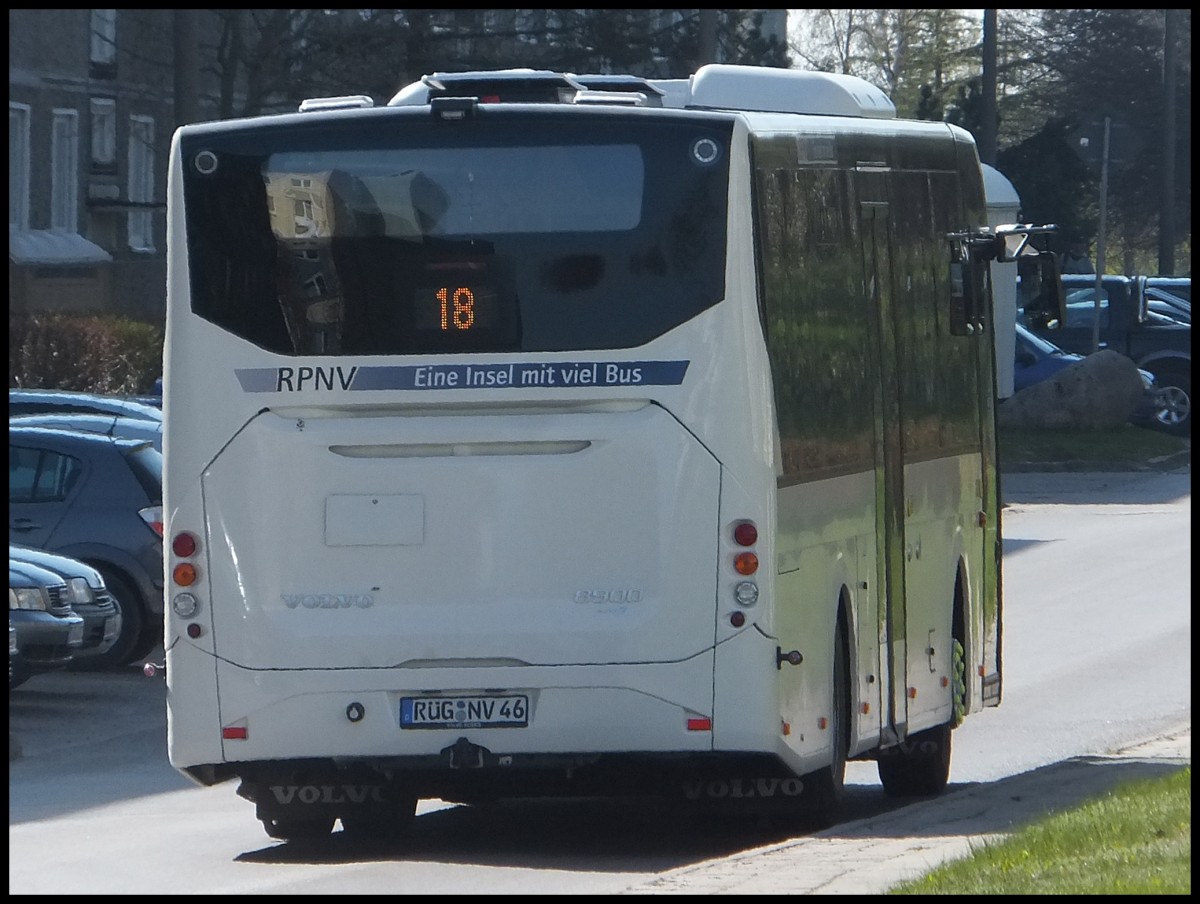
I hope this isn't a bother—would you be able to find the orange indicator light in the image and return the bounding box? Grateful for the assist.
[734,552,758,575]
[173,563,198,586]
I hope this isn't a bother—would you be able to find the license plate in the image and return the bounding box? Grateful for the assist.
[400,694,529,729]
[67,623,84,646]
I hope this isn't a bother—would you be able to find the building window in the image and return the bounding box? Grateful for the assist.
[90,10,118,77]
[51,109,80,232]
[90,97,117,170]
[128,114,155,251]
[9,103,31,230]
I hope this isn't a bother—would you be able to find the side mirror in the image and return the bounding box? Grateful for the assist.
[949,257,987,336]
[1018,251,1066,330]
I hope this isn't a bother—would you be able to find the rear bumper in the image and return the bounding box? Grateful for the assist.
[214,655,717,759]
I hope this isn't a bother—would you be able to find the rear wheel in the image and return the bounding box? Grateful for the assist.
[877,722,952,797]
[801,617,850,828]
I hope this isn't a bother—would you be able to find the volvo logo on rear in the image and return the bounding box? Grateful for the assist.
[282,593,375,610]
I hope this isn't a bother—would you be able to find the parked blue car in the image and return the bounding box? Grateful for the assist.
[1013,324,1162,428]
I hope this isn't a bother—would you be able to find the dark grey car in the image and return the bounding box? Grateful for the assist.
[9,545,122,669]
[9,427,163,666]
[9,558,84,688]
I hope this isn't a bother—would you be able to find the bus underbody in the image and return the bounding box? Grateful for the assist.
[214,747,848,841]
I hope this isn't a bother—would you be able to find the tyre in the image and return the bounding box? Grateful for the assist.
[801,618,850,829]
[261,814,335,842]
[877,723,952,797]
[81,567,145,669]
[1148,366,1191,436]
[951,638,967,728]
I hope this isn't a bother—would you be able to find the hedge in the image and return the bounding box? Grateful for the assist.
[9,312,163,395]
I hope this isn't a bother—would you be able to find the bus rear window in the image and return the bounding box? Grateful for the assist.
[181,111,731,355]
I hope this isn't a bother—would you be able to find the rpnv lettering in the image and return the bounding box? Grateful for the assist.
[276,366,357,392]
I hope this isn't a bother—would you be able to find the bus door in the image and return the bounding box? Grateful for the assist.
[859,195,909,743]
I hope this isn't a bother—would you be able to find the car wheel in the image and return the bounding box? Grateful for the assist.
[82,567,145,669]
[1148,366,1191,436]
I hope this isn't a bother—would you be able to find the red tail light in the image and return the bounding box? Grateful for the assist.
[733,521,757,546]
[172,532,197,557]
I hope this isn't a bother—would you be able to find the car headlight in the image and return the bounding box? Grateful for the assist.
[9,587,48,611]
[67,577,95,605]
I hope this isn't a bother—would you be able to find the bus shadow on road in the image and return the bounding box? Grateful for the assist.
[234,795,828,869]
[234,757,1188,870]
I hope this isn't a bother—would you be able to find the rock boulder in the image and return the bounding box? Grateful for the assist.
[997,349,1145,430]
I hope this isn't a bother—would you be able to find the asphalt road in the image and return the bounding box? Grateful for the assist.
[10,468,1191,894]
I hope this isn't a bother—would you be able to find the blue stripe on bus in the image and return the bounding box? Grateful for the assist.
[235,361,689,393]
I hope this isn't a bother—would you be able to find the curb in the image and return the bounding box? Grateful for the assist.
[621,724,1190,896]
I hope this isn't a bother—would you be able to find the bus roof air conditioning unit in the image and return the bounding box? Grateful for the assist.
[298,95,375,113]
[390,69,583,106]
[687,64,896,119]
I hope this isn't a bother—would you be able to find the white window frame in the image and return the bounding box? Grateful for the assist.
[127,114,156,252]
[51,108,80,232]
[9,102,31,230]
[91,10,118,65]
[90,97,117,168]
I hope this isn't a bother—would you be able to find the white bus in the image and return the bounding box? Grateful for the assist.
[162,64,1061,841]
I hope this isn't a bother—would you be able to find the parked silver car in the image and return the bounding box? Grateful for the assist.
[9,558,84,688]
[9,615,18,685]
[9,545,121,669]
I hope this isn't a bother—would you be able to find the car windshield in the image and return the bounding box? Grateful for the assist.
[1016,325,1070,357]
